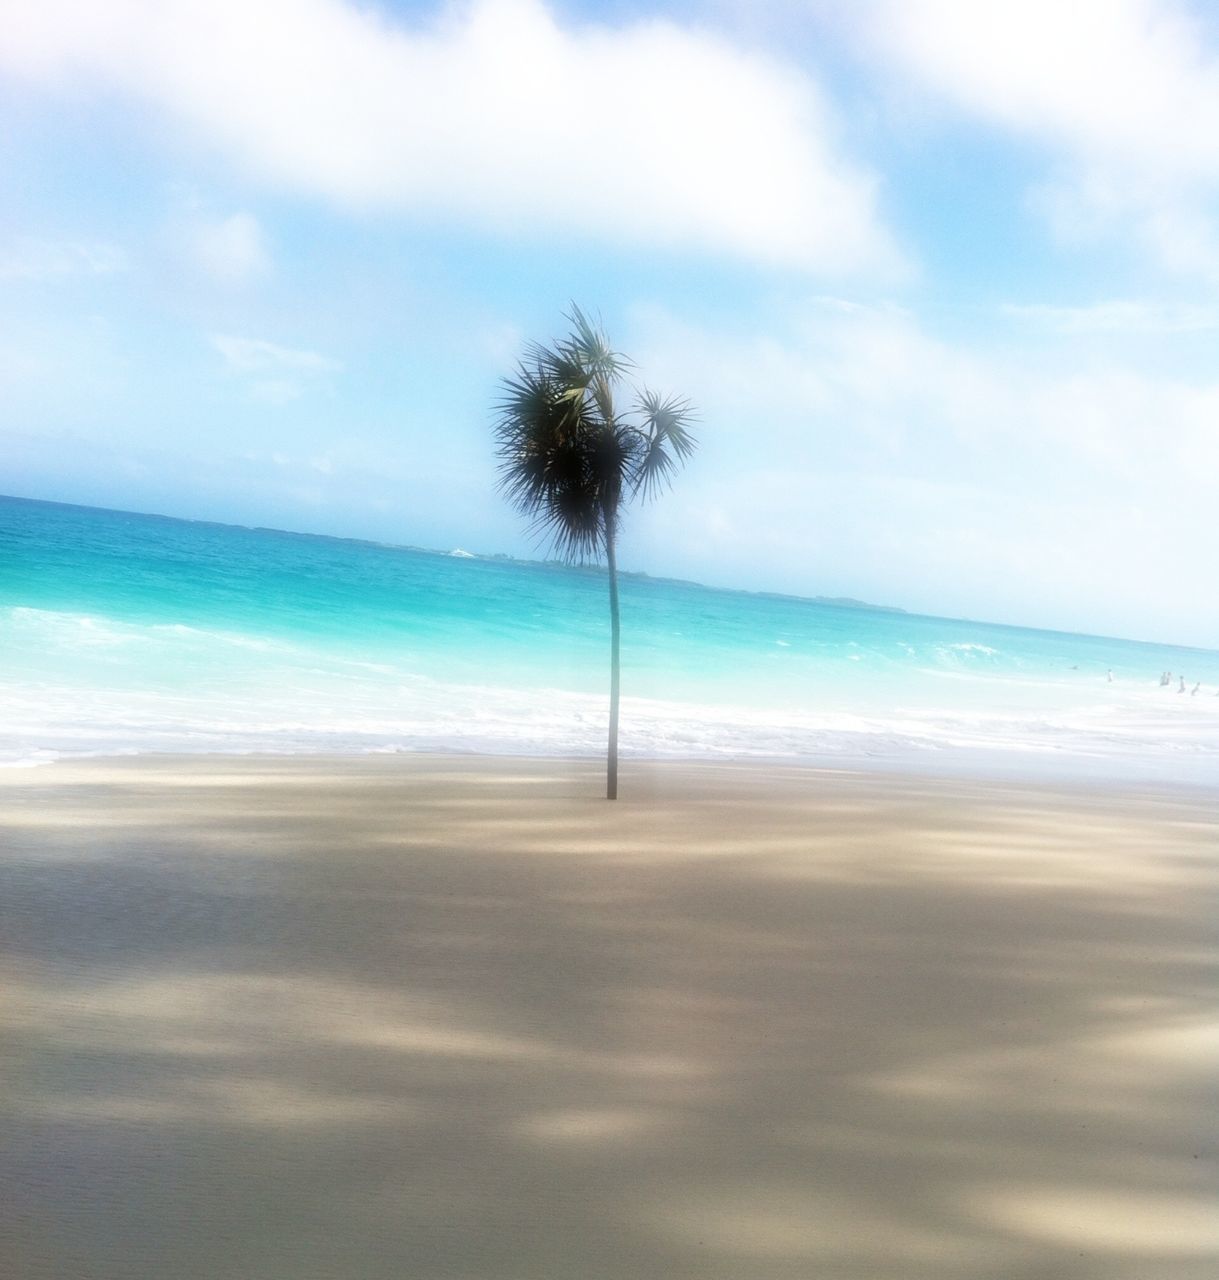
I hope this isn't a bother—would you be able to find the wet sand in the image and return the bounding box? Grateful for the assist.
[2,754,1217,1279]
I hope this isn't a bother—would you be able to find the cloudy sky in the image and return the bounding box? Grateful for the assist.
[3,0,1218,646]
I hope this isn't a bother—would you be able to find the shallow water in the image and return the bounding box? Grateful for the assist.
[3,495,1217,780]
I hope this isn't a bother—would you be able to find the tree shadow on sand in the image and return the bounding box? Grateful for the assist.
[2,757,1217,1279]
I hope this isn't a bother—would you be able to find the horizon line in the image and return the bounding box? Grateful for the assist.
[4,490,1216,658]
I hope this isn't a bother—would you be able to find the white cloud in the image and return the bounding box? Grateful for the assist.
[0,0,901,275]
[191,212,269,282]
[210,334,342,375]
[626,298,1219,641]
[211,333,342,406]
[1002,299,1219,334]
[866,0,1218,171]
[641,295,1219,482]
[250,380,303,406]
[0,237,127,280]
[854,0,1219,275]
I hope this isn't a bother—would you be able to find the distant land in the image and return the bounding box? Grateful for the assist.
[474,550,906,614]
[770,594,907,615]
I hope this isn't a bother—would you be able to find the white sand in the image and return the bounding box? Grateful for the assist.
[2,754,1217,1279]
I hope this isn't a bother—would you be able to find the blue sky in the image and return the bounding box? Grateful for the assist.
[2,0,1218,646]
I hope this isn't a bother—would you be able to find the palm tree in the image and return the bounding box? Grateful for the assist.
[493,305,697,799]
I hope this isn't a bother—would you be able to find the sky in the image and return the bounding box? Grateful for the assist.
[2,0,1218,648]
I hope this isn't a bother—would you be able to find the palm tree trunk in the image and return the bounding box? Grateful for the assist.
[605,524,620,801]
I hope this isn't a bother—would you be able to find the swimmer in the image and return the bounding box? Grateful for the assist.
[1192,682,1201,695]
[1179,676,1186,693]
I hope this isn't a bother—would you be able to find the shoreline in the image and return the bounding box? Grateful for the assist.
[7,741,1219,798]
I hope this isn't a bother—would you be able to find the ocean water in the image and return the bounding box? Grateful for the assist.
[3,494,1218,782]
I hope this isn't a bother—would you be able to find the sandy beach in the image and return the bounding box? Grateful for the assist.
[2,753,1217,1279]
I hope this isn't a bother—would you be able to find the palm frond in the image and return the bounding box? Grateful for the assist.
[631,388,699,501]
[493,361,606,561]
[564,306,628,428]
[492,309,695,560]
[566,304,631,382]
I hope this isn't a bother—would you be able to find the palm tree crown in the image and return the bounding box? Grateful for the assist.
[493,305,697,798]
[494,306,695,556]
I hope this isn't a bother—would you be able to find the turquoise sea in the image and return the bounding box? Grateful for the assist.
[3,495,1217,781]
